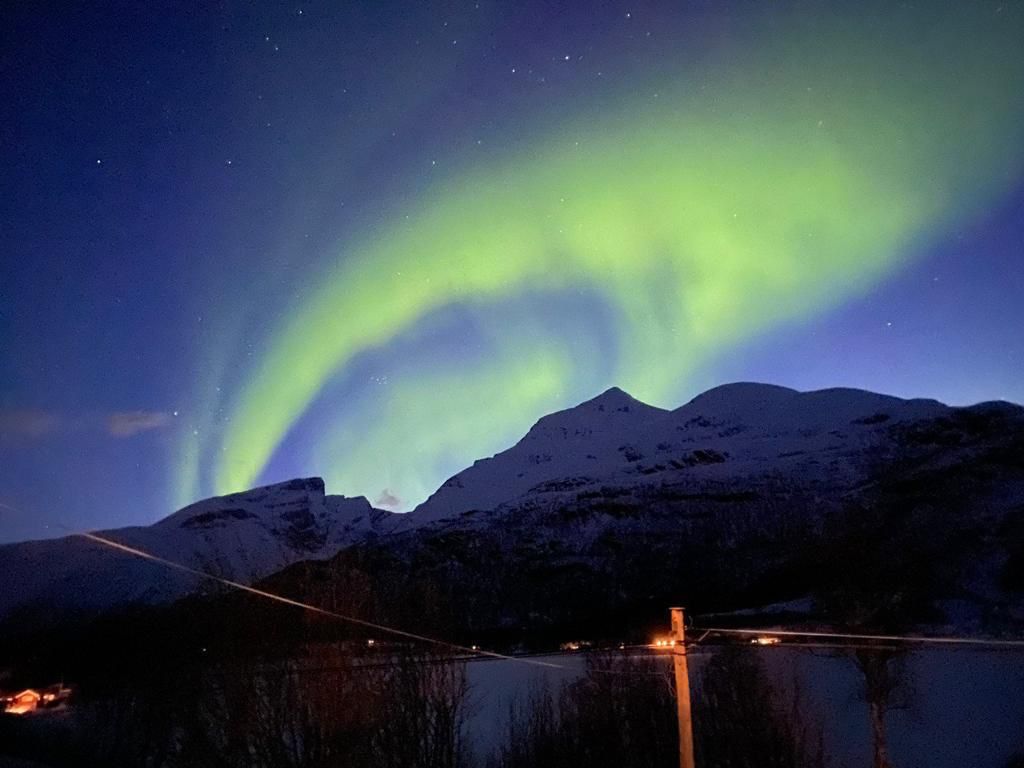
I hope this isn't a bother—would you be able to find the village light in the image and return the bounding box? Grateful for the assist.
[2,685,73,715]
[4,689,41,715]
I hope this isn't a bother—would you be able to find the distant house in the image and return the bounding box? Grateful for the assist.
[4,689,41,714]
[1,684,73,715]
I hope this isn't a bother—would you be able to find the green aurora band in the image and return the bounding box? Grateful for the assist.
[198,4,1024,507]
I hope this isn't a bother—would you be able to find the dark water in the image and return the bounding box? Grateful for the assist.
[465,648,1024,768]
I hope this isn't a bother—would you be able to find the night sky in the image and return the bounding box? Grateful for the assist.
[2,1,1023,543]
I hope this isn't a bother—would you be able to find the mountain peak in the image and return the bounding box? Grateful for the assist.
[676,381,951,431]
[159,477,327,528]
[523,385,668,436]
[584,386,644,409]
[681,382,799,411]
[0,476,395,625]
[229,476,325,499]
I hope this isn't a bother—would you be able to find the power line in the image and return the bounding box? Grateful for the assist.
[66,532,1024,664]
[70,534,697,677]
[69,529,690,676]
[693,625,1024,649]
[74,531,564,669]
[17,501,1020,669]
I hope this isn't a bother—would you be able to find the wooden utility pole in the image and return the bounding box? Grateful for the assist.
[671,607,696,768]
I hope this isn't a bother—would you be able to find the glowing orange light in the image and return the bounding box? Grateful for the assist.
[4,690,41,715]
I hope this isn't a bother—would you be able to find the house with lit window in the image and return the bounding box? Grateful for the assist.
[3,688,41,715]
[2,684,73,715]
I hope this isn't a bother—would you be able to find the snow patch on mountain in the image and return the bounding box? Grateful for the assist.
[0,477,393,623]
[403,382,952,526]
[4,382,1020,629]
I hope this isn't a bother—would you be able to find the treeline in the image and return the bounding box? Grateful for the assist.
[0,646,832,768]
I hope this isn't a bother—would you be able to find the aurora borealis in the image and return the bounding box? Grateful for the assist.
[3,1,1024,540]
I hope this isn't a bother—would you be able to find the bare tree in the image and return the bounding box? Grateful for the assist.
[175,647,469,768]
[492,649,828,768]
[695,647,828,768]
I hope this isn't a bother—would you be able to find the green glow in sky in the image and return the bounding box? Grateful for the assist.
[198,4,1024,506]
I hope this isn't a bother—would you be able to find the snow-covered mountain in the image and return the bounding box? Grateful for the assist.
[5,383,1023,637]
[266,383,1024,640]
[0,478,393,624]
[403,382,954,526]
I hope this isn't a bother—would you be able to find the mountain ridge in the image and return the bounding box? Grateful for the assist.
[0,476,394,624]
[2,381,1023,633]
[401,381,961,527]
[259,383,1024,641]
